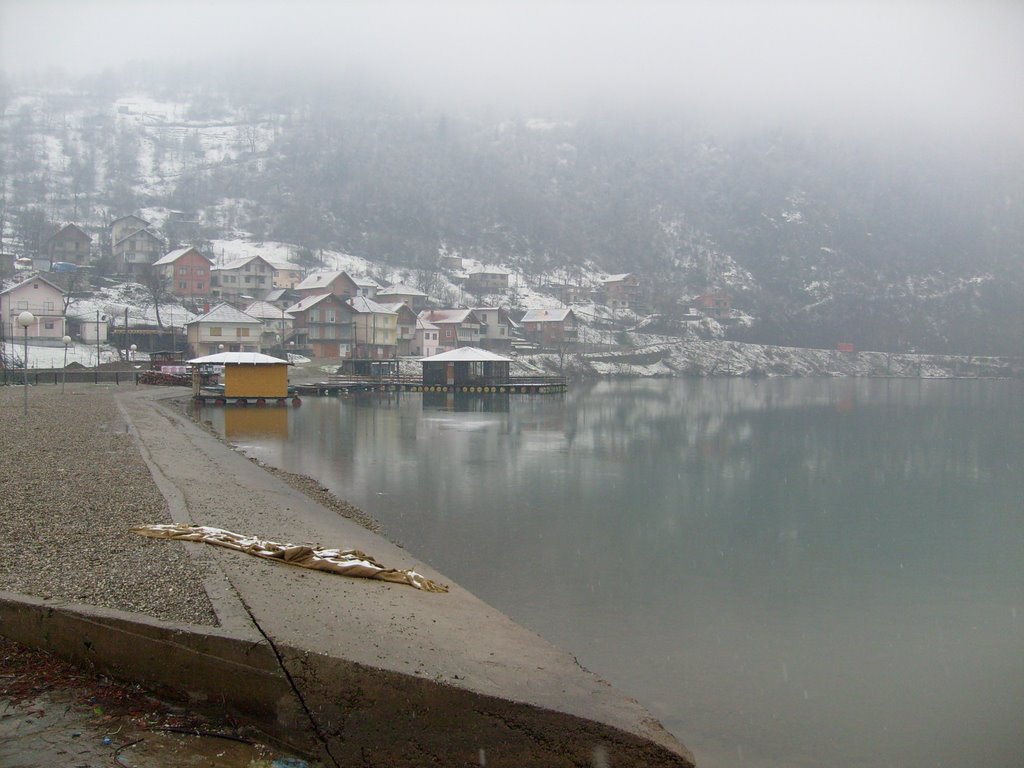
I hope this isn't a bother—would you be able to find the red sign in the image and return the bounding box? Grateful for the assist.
[837,343,855,353]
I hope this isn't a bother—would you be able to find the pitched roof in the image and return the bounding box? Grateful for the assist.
[109,214,150,227]
[153,246,211,266]
[348,296,396,314]
[353,275,382,288]
[416,317,439,331]
[284,293,342,314]
[186,302,262,325]
[47,223,92,243]
[295,270,353,291]
[213,254,275,272]
[467,264,511,275]
[244,300,293,320]
[419,346,512,363]
[188,352,289,365]
[521,308,574,323]
[114,228,163,247]
[378,282,426,297]
[0,273,66,296]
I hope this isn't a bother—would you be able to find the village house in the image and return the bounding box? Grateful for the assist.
[353,275,382,299]
[599,273,642,310]
[284,293,356,359]
[440,254,464,271]
[293,270,359,301]
[243,300,294,349]
[264,287,301,314]
[185,302,264,356]
[1,274,67,341]
[268,260,304,289]
[694,292,732,319]
[544,281,590,305]
[377,302,419,356]
[210,255,277,303]
[412,317,440,358]
[420,347,512,388]
[465,265,511,295]
[521,307,579,348]
[471,306,514,352]
[114,228,165,277]
[109,214,152,247]
[377,282,428,312]
[44,223,93,267]
[418,308,483,351]
[152,247,213,297]
[348,296,398,359]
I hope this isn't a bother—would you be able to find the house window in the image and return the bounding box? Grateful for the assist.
[445,328,452,338]
[196,282,204,290]
[44,301,54,311]
[44,321,55,330]
[237,328,250,337]
[210,327,222,336]
[179,266,188,274]
[17,300,28,309]
[179,282,187,290]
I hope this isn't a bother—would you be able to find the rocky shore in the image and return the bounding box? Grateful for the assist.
[0,385,217,625]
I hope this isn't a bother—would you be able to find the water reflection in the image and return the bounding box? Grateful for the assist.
[203,380,1024,768]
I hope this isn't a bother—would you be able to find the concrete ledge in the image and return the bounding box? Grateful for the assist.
[1,591,694,766]
[0,592,316,757]
[284,647,694,767]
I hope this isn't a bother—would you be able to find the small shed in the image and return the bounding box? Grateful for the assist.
[419,347,511,388]
[188,351,291,399]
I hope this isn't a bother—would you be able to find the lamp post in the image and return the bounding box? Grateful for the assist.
[17,311,34,415]
[130,343,137,362]
[62,335,72,393]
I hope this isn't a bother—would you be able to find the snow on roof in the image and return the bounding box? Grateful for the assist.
[188,352,290,365]
[376,301,416,315]
[521,308,573,323]
[153,246,211,266]
[467,265,511,275]
[284,293,340,314]
[348,296,396,314]
[213,254,274,272]
[187,302,262,325]
[378,282,426,297]
[353,275,382,287]
[244,300,293,320]
[603,273,633,283]
[416,317,439,330]
[295,270,351,290]
[419,346,512,363]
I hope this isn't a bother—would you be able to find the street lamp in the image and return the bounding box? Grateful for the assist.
[130,343,137,362]
[17,311,34,415]
[62,335,72,393]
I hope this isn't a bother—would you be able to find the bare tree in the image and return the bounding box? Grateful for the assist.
[140,264,170,328]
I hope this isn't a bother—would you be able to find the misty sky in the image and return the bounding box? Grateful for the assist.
[2,0,1023,142]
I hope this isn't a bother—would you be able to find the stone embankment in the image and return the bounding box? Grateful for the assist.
[531,339,1022,379]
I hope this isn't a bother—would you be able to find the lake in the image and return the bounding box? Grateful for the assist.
[201,378,1024,768]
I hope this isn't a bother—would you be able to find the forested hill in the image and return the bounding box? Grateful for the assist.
[2,67,1022,355]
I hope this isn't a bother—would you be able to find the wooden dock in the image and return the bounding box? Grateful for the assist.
[293,374,568,397]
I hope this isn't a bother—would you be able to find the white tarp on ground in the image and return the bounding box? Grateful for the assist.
[132,524,448,592]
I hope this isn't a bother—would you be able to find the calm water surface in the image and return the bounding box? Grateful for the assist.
[203,378,1024,768]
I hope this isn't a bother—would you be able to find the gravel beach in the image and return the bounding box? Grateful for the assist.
[0,384,218,626]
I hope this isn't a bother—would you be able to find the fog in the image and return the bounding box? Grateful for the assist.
[2,0,1022,143]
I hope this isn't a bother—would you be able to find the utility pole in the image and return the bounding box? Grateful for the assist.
[96,310,100,366]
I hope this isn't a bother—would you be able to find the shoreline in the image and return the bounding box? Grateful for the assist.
[1,383,695,766]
